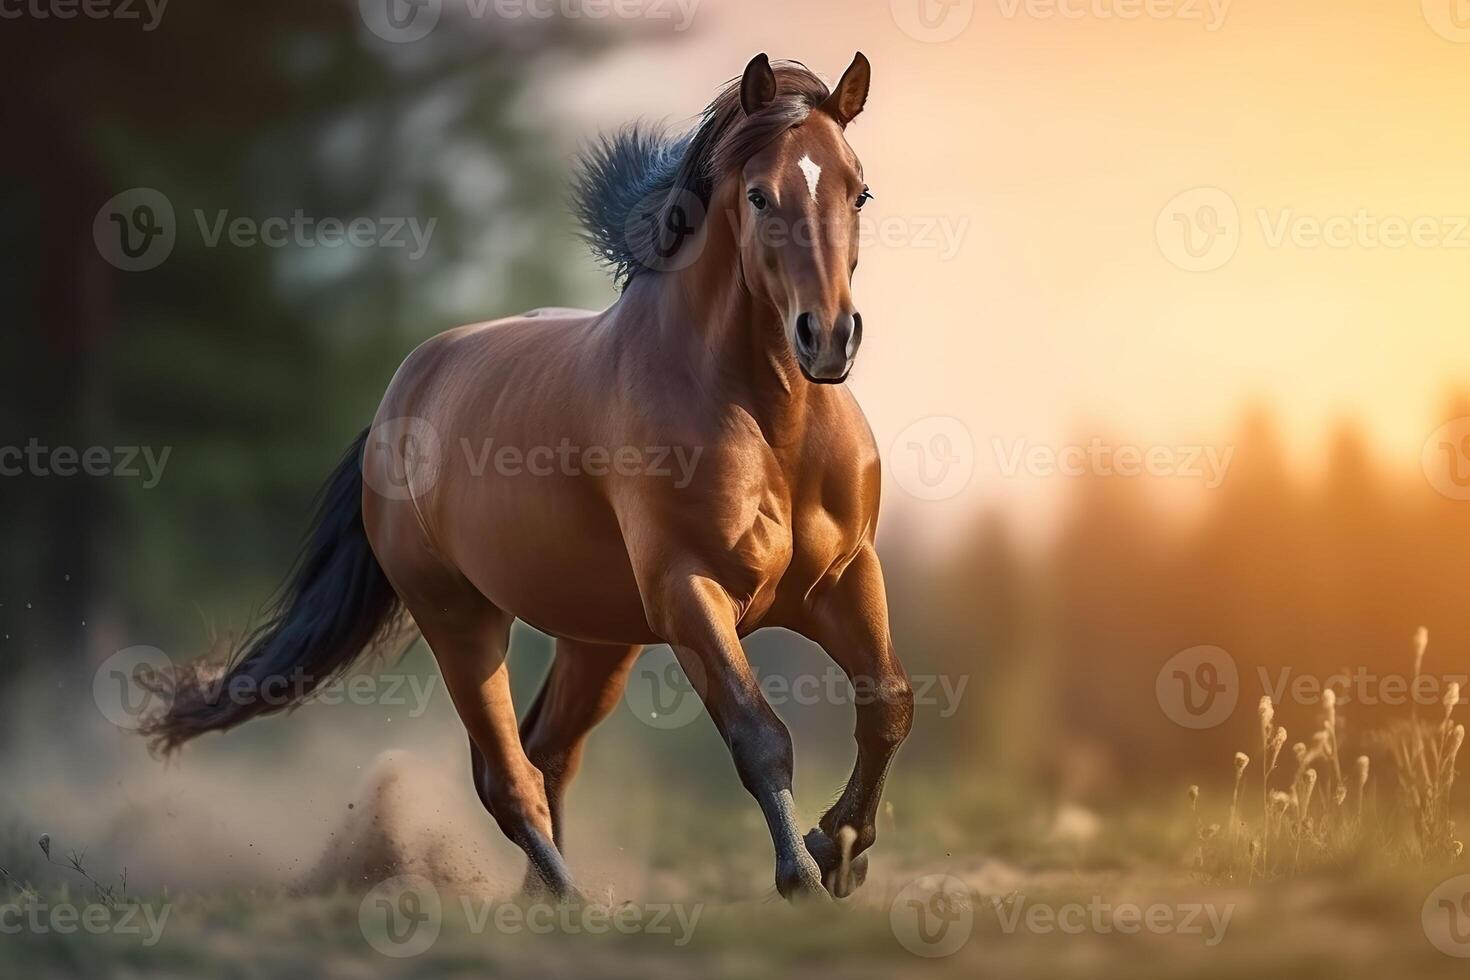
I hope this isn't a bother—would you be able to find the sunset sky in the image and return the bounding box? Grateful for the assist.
[529,0,1470,532]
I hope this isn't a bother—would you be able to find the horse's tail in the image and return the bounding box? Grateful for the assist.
[141,428,409,753]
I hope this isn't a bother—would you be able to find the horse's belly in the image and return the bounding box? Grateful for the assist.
[442,480,658,645]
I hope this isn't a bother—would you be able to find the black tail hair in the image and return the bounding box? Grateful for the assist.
[141,428,408,753]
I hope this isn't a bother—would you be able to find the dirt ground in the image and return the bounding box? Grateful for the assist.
[6,750,1469,979]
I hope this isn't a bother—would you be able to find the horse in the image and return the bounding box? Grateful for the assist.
[144,52,913,902]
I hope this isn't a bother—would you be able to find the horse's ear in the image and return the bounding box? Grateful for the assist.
[821,52,871,127]
[740,53,778,116]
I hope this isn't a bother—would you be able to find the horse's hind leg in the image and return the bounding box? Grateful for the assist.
[521,640,642,847]
[407,594,577,899]
[515,639,641,890]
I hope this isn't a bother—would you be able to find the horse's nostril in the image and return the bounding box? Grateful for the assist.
[849,312,864,355]
[795,313,816,353]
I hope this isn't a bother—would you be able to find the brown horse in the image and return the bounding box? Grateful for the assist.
[145,53,913,901]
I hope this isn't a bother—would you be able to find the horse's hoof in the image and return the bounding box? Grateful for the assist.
[776,851,829,901]
[831,852,869,899]
[521,866,582,905]
[802,827,870,898]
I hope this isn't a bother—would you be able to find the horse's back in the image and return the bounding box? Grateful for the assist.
[364,305,658,644]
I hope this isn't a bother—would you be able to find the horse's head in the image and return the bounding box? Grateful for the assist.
[731,53,872,384]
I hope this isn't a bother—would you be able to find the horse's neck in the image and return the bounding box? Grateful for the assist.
[653,248,813,445]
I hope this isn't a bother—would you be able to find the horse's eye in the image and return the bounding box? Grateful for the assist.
[855,187,874,210]
[747,189,768,211]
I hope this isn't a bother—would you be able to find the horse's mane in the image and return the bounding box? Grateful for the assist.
[571,61,832,289]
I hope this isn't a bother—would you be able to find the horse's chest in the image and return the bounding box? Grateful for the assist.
[728,479,867,628]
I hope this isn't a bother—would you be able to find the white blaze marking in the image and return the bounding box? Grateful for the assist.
[798,154,822,202]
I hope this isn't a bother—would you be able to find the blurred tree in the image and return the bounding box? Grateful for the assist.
[0,2,605,679]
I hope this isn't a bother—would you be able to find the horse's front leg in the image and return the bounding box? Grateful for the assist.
[795,545,914,897]
[646,570,827,899]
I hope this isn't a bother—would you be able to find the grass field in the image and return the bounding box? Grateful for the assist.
[5,765,1470,980]
[6,632,1470,977]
